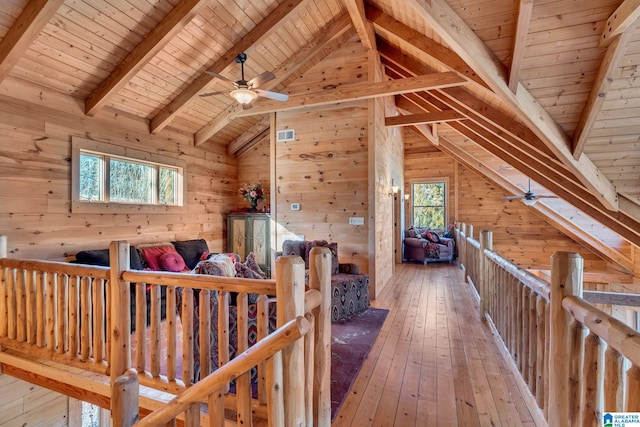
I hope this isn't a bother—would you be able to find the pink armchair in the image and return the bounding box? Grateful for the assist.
[403,228,454,264]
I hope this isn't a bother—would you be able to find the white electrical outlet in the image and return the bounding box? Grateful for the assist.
[349,217,365,225]
[290,203,300,211]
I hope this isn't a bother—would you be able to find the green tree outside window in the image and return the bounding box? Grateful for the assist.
[412,182,445,229]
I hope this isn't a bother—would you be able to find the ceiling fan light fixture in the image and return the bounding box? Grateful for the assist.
[230,88,257,104]
[522,198,537,206]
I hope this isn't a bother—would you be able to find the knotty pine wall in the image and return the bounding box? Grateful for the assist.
[0,77,238,260]
[236,133,271,212]
[403,130,608,271]
[273,38,371,277]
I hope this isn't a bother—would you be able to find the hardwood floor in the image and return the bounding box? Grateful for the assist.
[332,262,546,427]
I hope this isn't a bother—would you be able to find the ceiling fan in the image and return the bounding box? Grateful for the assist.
[502,179,557,206]
[199,52,288,108]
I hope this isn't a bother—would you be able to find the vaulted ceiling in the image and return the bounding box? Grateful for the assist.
[0,0,638,273]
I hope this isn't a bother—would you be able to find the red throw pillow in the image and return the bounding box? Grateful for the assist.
[139,245,179,271]
[159,251,187,272]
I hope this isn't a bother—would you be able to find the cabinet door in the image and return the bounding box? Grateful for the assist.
[229,217,247,258]
[251,217,268,267]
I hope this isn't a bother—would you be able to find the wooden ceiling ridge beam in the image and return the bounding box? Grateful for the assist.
[194,14,353,146]
[600,0,640,47]
[234,72,467,117]
[227,115,271,156]
[149,0,308,134]
[84,0,209,117]
[508,0,535,93]
[366,5,488,90]
[0,0,64,83]
[342,0,376,50]
[573,22,637,158]
[404,0,620,212]
[385,110,464,127]
[435,135,634,272]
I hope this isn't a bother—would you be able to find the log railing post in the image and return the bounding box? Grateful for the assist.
[548,251,583,426]
[109,241,132,384]
[479,230,493,321]
[308,246,332,427]
[276,255,306,426]
[465,224,473,283]
[112,372,139,427]
[459,222,466,273]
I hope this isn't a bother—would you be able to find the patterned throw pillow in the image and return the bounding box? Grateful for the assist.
[424,230,440,243]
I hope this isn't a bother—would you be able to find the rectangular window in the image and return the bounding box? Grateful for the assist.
[412,181,446,229]
[72,137,186,213]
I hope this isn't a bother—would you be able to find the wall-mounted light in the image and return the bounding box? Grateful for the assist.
[389,179,400,196]
[404,194,410,201]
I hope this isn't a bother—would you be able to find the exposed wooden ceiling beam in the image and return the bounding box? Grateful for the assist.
[0,0,64,83]
[508,0,534,93]
[386,56,640,247]
[385,110,464,127]
[572,26,636,159]
[149,0,308,134]
[366,5,488,90]
[194,15,352,146]
[84,0,208,117]
[434,134,634,272]
[600,0,640,47]
[235,72,467,117]
[343,0,376,50]
[404,0,620,212]
[227,116,271,156]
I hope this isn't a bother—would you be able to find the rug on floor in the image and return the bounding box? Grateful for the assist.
[331,307,389,421]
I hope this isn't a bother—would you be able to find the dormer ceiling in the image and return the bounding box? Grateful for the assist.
[0,0,639,266]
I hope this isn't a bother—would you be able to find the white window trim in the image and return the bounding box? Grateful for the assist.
[71,136,186,214]
[410,177,449,229]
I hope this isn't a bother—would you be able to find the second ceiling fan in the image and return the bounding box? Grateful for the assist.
[200,52,288,108]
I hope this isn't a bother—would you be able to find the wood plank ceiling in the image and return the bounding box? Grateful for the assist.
[0,0,638,272]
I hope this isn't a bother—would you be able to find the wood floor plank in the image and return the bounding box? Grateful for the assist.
[331,262,546,427]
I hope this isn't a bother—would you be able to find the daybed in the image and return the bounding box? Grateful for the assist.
[403,227,455,264]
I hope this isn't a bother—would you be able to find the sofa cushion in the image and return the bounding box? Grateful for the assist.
[235,252,267,279]
[282,240,306,258]
[172,239,209,270]
[138,244,179,271]
[75,247,143,270]
[159,251,187,272]
[305,240,339,274]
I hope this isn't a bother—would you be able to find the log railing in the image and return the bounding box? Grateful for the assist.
[0,237,333,426]
[455,224,640,424]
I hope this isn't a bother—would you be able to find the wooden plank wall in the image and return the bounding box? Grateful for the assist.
[369,52,404,298]
[0,77,238,259]
[236,135,271,212]
[274,38,370,273]
[457,166,607,271]
[403,130,608,271]
[0,375,68,426]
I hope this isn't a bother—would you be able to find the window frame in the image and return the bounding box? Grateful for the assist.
[71,136,186,214]
[410,179,448,229]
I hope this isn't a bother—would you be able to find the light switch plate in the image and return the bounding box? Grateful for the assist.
[349,217,365,225]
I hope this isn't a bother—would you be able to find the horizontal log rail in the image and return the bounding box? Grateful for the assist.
[455,223,640,425]
[0,237,334,426]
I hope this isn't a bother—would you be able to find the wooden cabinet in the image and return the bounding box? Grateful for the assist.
[226,213,271,278]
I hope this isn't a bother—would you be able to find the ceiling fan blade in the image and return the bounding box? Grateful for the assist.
[534,195,557,199]
[249,71,275,89]
[502,195,524,200]
[199,90,228,98]
[203,70,234,83]
[255,89,288,102]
